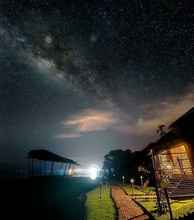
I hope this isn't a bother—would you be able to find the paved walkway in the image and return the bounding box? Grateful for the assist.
[111,186,150,220]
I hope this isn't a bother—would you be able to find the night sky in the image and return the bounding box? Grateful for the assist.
[0,0,194,167]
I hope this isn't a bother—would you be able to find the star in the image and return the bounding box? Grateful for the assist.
[45,35,52,44]
[90,33,98,43]
[0,0,194,168]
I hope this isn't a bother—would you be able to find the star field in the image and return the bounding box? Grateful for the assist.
[0,0,194,166]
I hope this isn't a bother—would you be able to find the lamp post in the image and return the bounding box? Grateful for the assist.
[122,176,125,185]
[130,178,134,197]
[140,175,143,188]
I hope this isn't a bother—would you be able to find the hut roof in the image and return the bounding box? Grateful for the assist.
[28,149,79,165]
[143,108,194,154]
[143,131,182,154]
[169,107,194,130]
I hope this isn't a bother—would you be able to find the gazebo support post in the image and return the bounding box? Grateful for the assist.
[28,158,31,177]
[63,163,67,175]
[31,158,34,176]
[50,161,54,175]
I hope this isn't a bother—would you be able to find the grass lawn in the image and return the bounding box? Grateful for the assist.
[123,185,194,220]
[148,199,194,220]
[171,199,194,219]
[123,185,156,199]
[86,185,115,220]
[138,199,194,220]
[123,185,155,195]
[124,185,145,195]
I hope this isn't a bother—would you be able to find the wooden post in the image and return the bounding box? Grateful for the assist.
[164,188,173,220]
[151,149,162,214]
[99,182,102,199]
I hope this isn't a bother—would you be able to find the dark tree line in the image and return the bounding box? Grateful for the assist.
[103,149,153,185]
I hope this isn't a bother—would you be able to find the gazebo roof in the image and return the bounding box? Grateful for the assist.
[28,149,79,165]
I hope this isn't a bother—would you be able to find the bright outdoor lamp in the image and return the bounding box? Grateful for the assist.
[130,178,134,184]
[88,165,99,180]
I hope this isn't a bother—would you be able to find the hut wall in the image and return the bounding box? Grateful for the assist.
[156,142,193,178]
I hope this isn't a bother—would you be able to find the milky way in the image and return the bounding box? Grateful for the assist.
[0,0,194,166]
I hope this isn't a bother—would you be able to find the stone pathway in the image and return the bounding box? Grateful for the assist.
[111,186,150,220]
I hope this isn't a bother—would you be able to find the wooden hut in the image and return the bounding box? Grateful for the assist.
[144,108,194,198]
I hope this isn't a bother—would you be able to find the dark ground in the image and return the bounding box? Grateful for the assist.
[0,176,96,220]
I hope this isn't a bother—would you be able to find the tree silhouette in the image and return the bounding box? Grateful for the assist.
[103,149,152,184]
[157,124,166,137]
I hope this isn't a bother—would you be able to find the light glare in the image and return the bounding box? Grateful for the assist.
[88,166,98,180]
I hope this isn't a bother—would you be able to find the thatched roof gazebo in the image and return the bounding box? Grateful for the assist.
[28,149,79,176]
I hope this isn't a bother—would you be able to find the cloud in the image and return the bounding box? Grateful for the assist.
[55,133,81,139]
[119,87,194,137]
[65,109,116,132]
[57,109,118,138]
[56,86,194,140]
